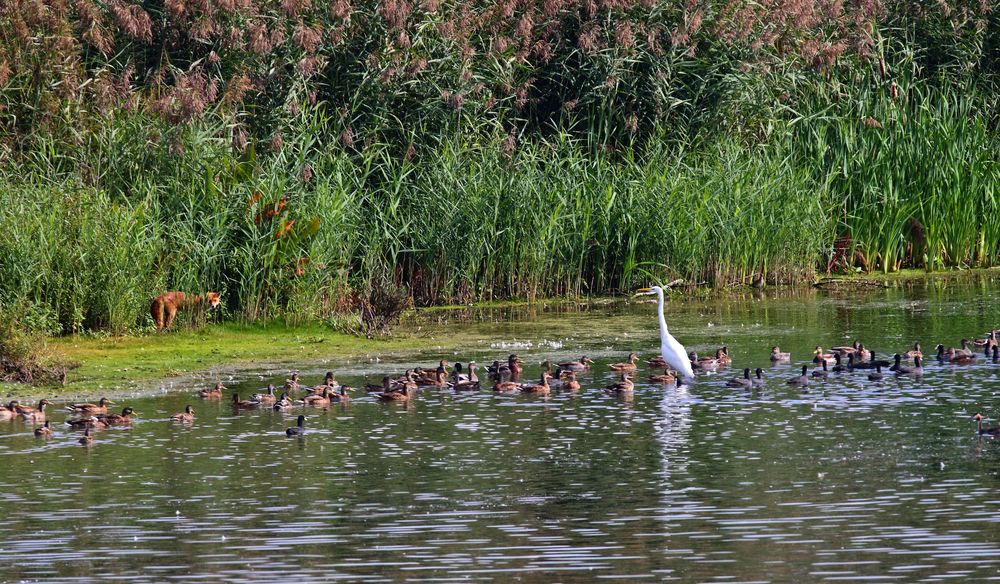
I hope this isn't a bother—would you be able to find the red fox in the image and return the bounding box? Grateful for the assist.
[150,292,221,331]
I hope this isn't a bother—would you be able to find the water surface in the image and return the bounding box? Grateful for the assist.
[3,281,1000,582]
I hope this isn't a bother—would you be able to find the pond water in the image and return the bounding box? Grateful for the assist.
[3,279,1000,582]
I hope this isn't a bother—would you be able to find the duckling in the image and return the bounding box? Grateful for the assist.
[946,347,975,364]
[650,369,676,384]
[905,342,923,360]
[520,372,551,395]
[451,362,480,391]
[98,407,136,426]
[605,372,634,396]
[811,360,829,379]
[286,415,306,436]
[232,393,260,410]
[170,405,195,423]
[79,428,94,446]
[284,372,301,392]
[812,347,836,365]
[895,356,923,377]
[770,346,791,361]
[65,397,113,416]
[34,421,53,438]
[726,368,753,388]
[250,384,277,404]
[273,392,294,410]
[302,386,332,407]
[974,413,1000,436]
[609,352,639,372]
[716,347,733,366]
[562,371,581,391]
[867,365,884,381]
[690,352,719,371]
[786,365,809,386]
[751,368,764,387]
[17,399,51,422]
[198,382,225,399]
[558,356,593,372]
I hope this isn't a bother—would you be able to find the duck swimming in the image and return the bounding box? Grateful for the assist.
[16,399,51,422]
[0,401,17,421]
[232,393,260,410]
[65,398,113,416]
[250,384,277,404]
[170,405,195,423]
[751,368,764,387]
[608,353,639,372]
[770,346,790,361]
[451,362,480,391]
[34,421,53,438]
[198,382,225,399]
[605,372,634,396]
[284,372,301,392]
[519,372,551,396]
[895,355,923,377]
[558,356,594,372]
[690,352,719,371]
[562,371,581,391]
[302,387,332,407]
[650,369,676,384]
[273,392,294,410]
[867,365,884,381]
[726,368,752,389]
[811,360,829,379]
[98,407,137,426]
[812,347,835,365]
[79,428,94,446]
[905,343,923,359]
[974,413,1000,436]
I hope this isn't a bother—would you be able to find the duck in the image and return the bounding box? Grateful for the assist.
[286,415,306,436]
[905,342,923,359]
[309,371,339,393]
[170,405,195,423]
[605,372,634,396]
[608,352,639,372]
[507,355,523,380]
[98,407,137,426]
[232,393,260,410]
[853,351,890,370]
[451,362,470,383]
[519,372,551,395]
[393,369,419,391]
[945,347,975,364]
[751,368,764,387]
[331,387,350,403]
[487,360,509,379]
[250,384,278,404]
[284,372,301,392]
[198,382,225,399]
[79,428,94,446]
[786,365,809,386]
[811,360,829,379]
[0,400,18,421]
[273,392,294,410]
[690,352,719,371]
[812,347,836,365]
[558,356,593,372]
[302,386,332,407]
[867,365,884,381]
[451,362,480,391]
[34,421,53,438]
[562,371,581,391]
[895,355,923,377]
[65,397,113,416]
[650,369,676,384]
[770,346,791,361]
[726,368,752,388]
[974,413,1000,436]
[16,399,51,422]
[376,377,411,402]
[416,362,448,387]
[832,353,851,373]
[66,416,104,429]
[716,347,733,366]
[959,339,976,357]
[832,341,859,356]
[646,355,668,368]
[974,331,996,348]
[492,379,522,393]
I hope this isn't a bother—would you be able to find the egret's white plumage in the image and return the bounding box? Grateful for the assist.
[636,286,695,380]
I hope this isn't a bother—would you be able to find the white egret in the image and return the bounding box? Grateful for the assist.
[635,286,695,380]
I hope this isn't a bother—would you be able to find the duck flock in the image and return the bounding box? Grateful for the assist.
[3,334,1000,443]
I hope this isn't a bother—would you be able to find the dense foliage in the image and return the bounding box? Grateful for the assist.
[0,0,998,334]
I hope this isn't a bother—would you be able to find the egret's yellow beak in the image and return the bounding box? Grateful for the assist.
[634,287,652,297]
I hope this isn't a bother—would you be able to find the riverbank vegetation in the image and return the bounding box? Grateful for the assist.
[1,0,998,346]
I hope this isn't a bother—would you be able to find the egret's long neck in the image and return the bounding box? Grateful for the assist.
[656,290,668,335]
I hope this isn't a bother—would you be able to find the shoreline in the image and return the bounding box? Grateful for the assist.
[5,267,998,401]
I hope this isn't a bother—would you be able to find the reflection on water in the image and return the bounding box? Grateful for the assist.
[3,280,1000,581]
